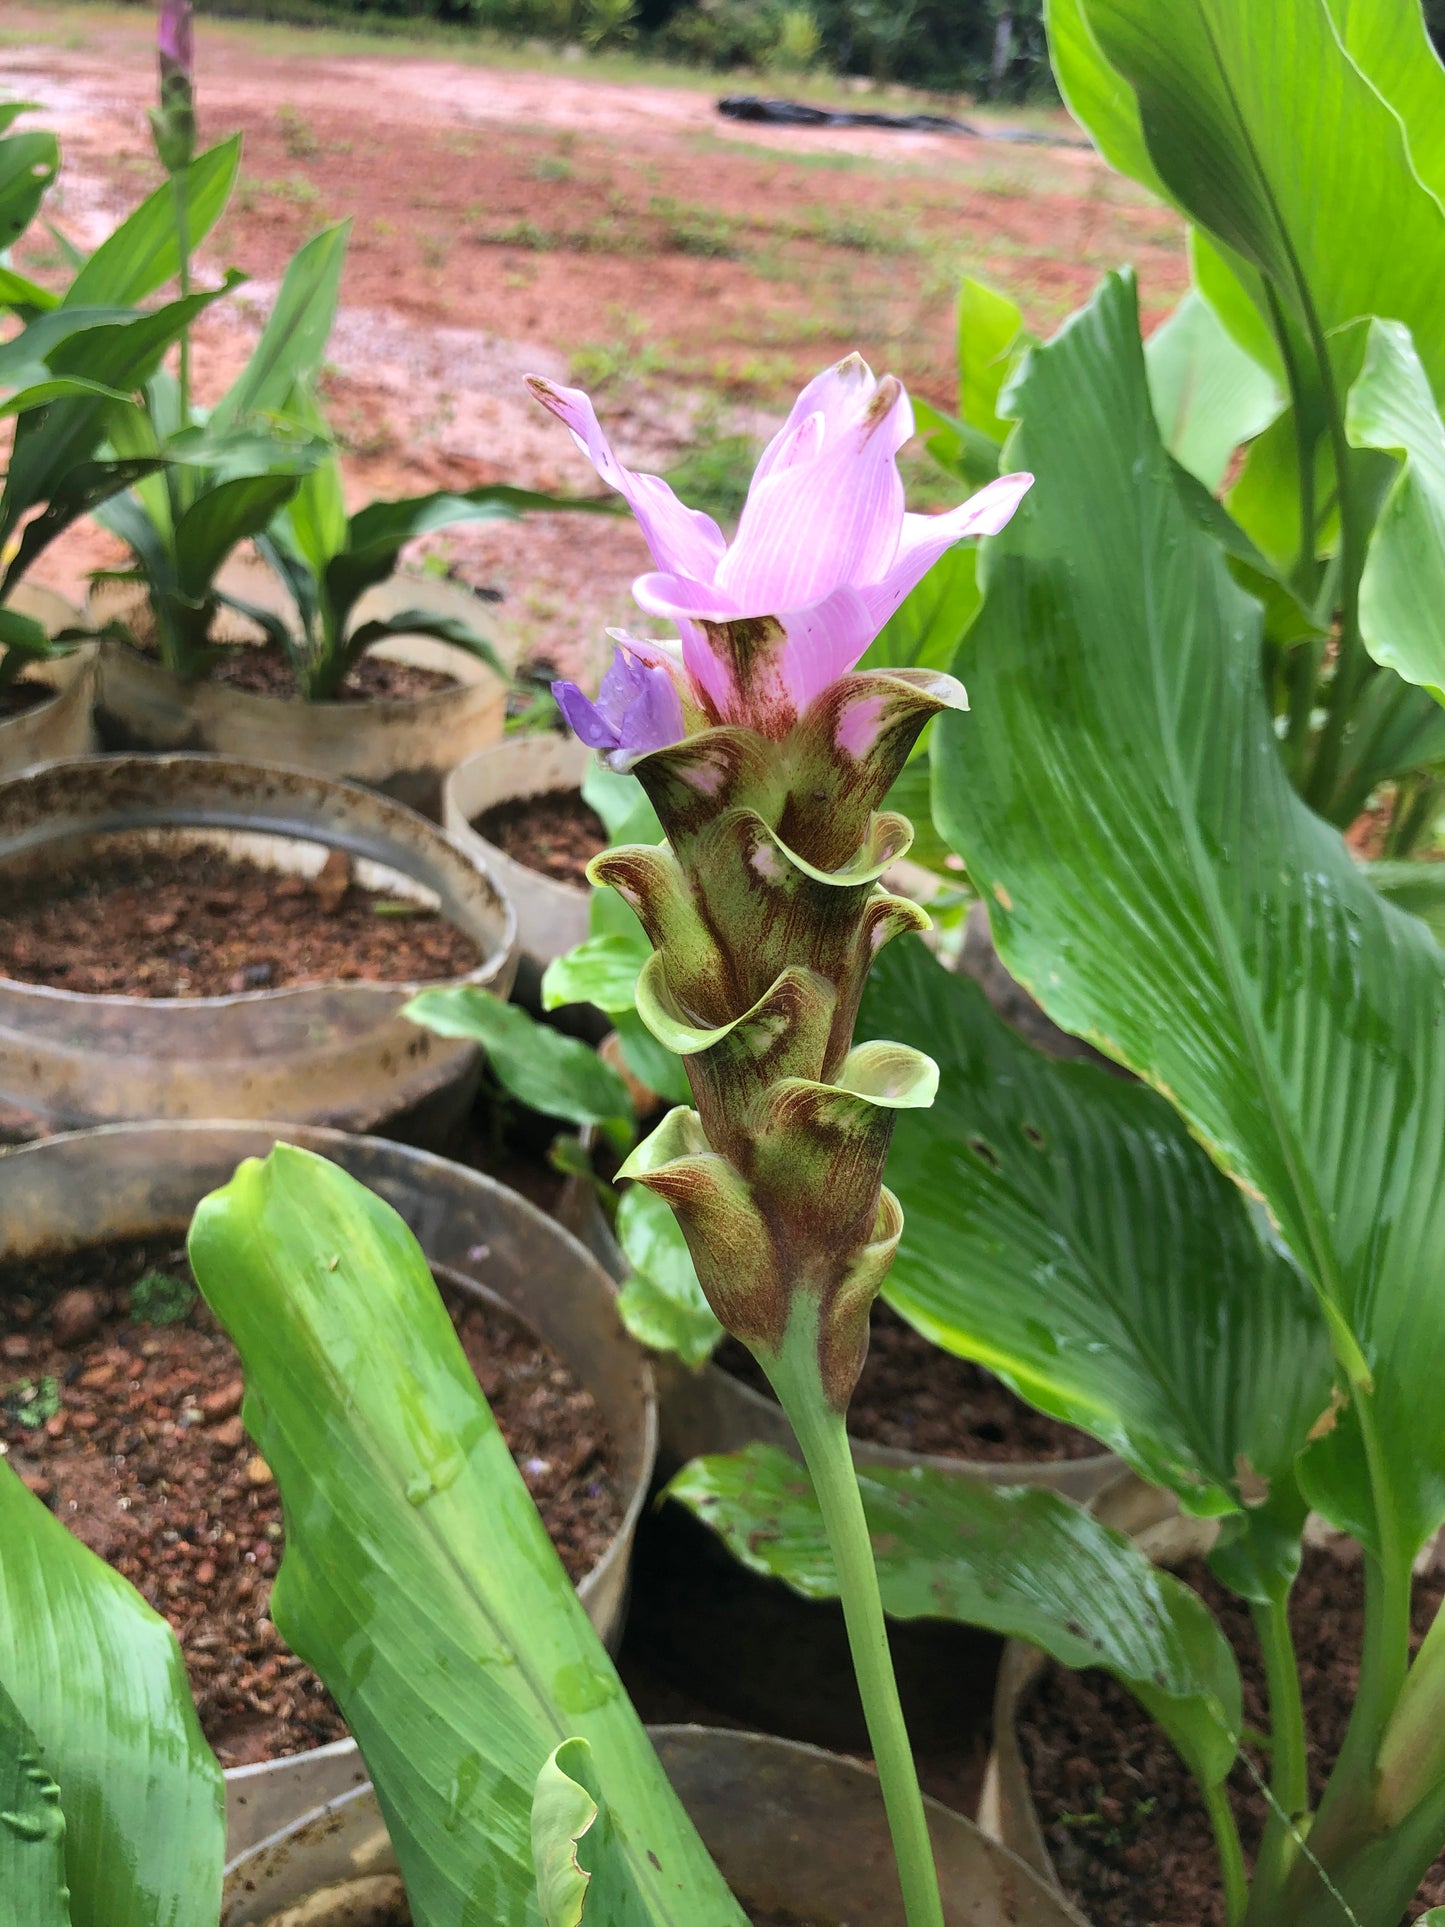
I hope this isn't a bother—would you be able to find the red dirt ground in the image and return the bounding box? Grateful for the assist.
[6,6,1187,678]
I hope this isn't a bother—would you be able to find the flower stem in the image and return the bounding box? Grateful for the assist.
[765,1310,944,1927]
[1247,1593,1308,1914]
[170,165,192,427]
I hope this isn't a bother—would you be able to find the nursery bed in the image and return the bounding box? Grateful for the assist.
[717,1303,1099,1462]
[0,845,480,998]
[1019,1544,1445,1925]
[470,784,608,889]
[0,1235,623,1769]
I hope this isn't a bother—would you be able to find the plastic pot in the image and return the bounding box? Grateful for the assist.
[559,1177,1120,1502]
[0,585,95,777]
[93,575,509,820]
[220,1726,1089,1925]
[443,733,592,999]
[0,753,516,1137]
[0,1120,657,1859]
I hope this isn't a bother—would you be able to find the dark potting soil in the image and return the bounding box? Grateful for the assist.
[472,786,607,888]
[0,675,55,719]
[1019,1544,1445,1926]
[334,1901,826,1926]
[0,1236,623,1768]
[717,1301,1100,1462]
[206,646,458,703]
[0,845,479,996]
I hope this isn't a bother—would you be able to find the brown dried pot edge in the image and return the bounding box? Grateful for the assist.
[0,1119,657,1856]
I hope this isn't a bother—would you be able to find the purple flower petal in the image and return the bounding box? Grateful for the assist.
[158,0,194,77]
[553,645,685,764]
[750,353,876,487]
[524,377,726,583]
[858,470,1035,634]
[552,680,621,751]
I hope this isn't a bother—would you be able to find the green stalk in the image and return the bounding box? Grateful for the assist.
[1246,1594,1309,1916]
[1301,318,1369,821]
[1205,1782,1249,1927]
[1383,775,1441,858]
[765,1306,944,1927]
[170,165,192,428]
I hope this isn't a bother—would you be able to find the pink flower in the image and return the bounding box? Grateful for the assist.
[158,0,194,81]
[526,356,1031,752]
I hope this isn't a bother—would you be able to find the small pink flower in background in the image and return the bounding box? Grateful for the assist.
[158,0,194,82]
[531,355,1031,764]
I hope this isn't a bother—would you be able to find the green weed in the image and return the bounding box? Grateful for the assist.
[131,1268,196,1326]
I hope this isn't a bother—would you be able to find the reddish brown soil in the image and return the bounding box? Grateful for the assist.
[207,645,457,703]
[474,785,608,887]
[718,1301,1100,1462]
[0,1235,623,1767]
[0,677,54,719]
[1020,1546,1445,1926]
[334,1898,822,1925]
[0,846,478,996]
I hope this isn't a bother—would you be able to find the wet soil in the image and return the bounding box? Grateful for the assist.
[1019,1545,1445,1926]
[472,785,608,888]
[206,645,457,703]
[0,1235,623,1768]
[718,1301,1101,1462]
[0,676,55,719]
[0,846,479,997]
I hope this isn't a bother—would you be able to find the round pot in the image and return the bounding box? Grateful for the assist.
[220,1726,1089,1925]
[93,574,509,820]
[559,1177,1120,1501]
[0,753,516,1138]
[0,1120,657,1859]
[443,733,593,1000]
[0,585,95,776]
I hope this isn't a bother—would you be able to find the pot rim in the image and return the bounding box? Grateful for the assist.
[0,752,517,1010]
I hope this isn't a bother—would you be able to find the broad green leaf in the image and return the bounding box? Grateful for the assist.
[172,472,304,601]
[531,1739,651,1927]
[1080,0,1445,398]
[63,138,241,308]
[210,221,349,434]
[0,1676,71,1927]
[1044,0,1166,196]
[1145,287,1281,491]
[0,123,58,253]
[581,759,662,845]
[0,261,59,315]
[882,752,959,875]
[858,544,979,676]
[402,986,634,1133]
[957,276,1035,445]
[1189,231,1288,386]
[1323,0,1445,204]
[0,1464,224,1927]
[0,604,51,660]
[670,1444,1242,1789]
[615,1184,720,1367]
[613,1007,691,1107]
[188,1146,746,1927]
[1,457,168,600]
[543,932,650,1016]
[1364,862,1445,947]
[1346,318,1445,704]
[859,936,1332,1519]
[933,271,1445,1559]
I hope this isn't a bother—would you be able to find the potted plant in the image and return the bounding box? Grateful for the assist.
[0,753,515,1137]
[0,1119,659,1859]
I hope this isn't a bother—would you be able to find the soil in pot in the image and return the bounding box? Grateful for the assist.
[204,648,457,704]
[716,1302,1100,1462]
[0,675,57,720]
[471,785,606,888]
[1019,1543,1445,1925]
[0,846,479,997]
[0,1236,623,1769]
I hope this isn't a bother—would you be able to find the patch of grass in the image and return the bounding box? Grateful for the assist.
[650,196,742,259]
[130,1268,196,1326]
[663,421,760,525]
[570,318,662,389]
[236,172,322,212]
[418,231,451,269]
[533,154,574,183]
[4,1375,61,1430]
[276,103,320,160]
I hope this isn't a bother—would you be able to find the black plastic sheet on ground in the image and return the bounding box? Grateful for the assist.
[716,95,1089,148]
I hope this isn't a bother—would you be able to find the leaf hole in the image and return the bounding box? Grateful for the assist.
[1022,1122,1047,1150]
[967,1136,1001,1171]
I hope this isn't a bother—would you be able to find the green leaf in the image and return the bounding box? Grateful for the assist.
[1079,0,1445,399]
[1045,0,1167,197]
[172,472,304,602]
[613,1007,692,1107]
[0,1464,224,1927]
[531,1739,652,1927]
[402,987,634,1132]
[345,610,503,681]
[1145,287,1281,491]
[210,221,349,435]
[0,124,58,253]
[932,270,1445,1560]
[1346,319,1445,705]
[670,1443,1242,1790]
[615,1184,720,1367]
[543,933,650,1016]
[63,138,241,308]
[1322,0,1445,206]
[581,759,663,845]
[1,457,168,601]
[187,1145,746,1927]
[0,261,60,316]
[957,275,1035,444]
[1363,862,1445,947]
[0,604,54,662]
[860,936,1332,1519]
[0,1676,71,1927]
[858,544,979,675]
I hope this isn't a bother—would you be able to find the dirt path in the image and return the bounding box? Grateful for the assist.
[6,6,1186,678]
